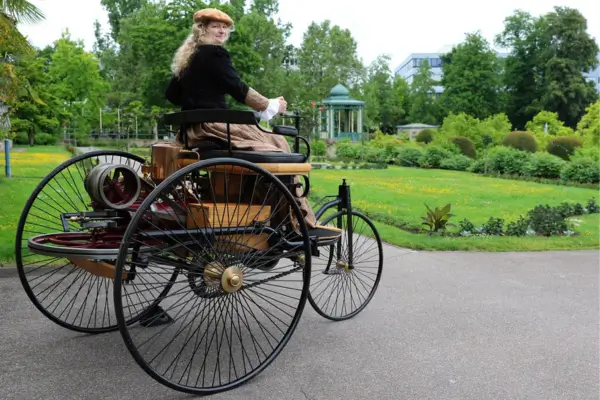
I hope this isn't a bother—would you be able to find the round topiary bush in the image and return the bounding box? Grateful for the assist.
[546,136,583,160]
[501,131,538,153]
[449,136,476,158]
[415,129,434,144]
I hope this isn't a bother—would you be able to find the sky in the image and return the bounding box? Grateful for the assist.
[17,0,600,72]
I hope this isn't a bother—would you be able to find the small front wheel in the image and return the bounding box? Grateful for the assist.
[308,210,383,321]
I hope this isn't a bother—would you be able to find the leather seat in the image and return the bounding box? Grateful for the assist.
[192,139,306,164]
[197,149,306,164]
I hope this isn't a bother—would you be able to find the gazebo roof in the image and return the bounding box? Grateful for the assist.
[322,84,365,106]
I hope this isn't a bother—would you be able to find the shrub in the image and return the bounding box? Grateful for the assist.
[449,136,476,158]
[419,146,453,168]
[393,147,422,167]
[587,197,599,213]
[335,140,361,160]
[311,140,326,157]
[546,136,583,160]
[560,157,600,183]
[415,129,435,144]
[501,131,538,153]
[481,217,504,236]
[505,216,530,236]
[468,158,487,174]
[527,205,568,236]
[439,154,473,171]
[364,145,388,163]
[34,133,59,145]
[522,153,566,179]
[487,147,531,176]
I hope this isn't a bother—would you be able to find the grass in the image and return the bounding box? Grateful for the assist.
[0,146,71,264]
[308,166,600,252]
[0,147,597,264]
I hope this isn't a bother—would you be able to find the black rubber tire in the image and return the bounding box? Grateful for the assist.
[15,150,147,333]
[308,210,383,321]
[113,157,312,395]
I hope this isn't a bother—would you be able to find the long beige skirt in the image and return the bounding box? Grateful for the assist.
[182,122,317,228]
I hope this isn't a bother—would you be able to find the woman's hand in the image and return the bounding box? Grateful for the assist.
[277,96,287,114]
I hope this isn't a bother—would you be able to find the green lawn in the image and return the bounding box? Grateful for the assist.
[308,166,600,251]
[0,146,71,264]
[0,148,598,265]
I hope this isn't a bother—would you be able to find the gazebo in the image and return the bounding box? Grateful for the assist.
[318,84,365,141]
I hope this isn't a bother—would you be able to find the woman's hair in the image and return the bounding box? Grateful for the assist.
[170,20,231,77]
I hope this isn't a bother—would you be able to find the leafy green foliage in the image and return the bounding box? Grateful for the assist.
[487,146,532,175]
[449,136,476,158]
[392,146,422,167]
[522,153,566,179]
[576,100,600,144]
[439,32,504,119]
[421,203,454,233]
[407,60,440,125]
[527,205,569,237]
[419,146,453,168]
[560,157,600,183]
[501,131,538,152]
[481,217,504,236]
[495,7,599,129]
[415,128,434,144]
[505,216,530,236]
[586,197,599,213]
[439,154,472,171]
[546,136,583,160]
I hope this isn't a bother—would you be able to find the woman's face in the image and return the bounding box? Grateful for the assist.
[206,21,230,45]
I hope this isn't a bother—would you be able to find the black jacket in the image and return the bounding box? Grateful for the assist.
[165,45,249,110]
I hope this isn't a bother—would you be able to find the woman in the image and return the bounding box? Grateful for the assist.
[165,8,340,238]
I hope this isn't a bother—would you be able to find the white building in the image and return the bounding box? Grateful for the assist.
[394,48,600,94]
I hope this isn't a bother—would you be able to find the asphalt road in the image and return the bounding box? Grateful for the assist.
[1,246,598,400]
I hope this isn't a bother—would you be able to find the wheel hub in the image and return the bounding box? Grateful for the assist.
[201,261,244,293]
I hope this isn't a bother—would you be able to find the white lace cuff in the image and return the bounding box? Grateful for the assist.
[258,99,280,122]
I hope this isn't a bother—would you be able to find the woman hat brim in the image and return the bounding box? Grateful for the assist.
[193,8,234,27]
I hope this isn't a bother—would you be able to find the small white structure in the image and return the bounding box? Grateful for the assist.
[396,123,439,140]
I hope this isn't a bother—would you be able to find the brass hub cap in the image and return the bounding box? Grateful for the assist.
[221,266,243,293]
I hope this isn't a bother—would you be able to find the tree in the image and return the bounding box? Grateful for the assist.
[1,0,44,24]
[362,54,405,132]
[297,20,364,102]
[440,32,504,120]
[100,0,147,41]
[576,100,600,144]
[407,59,440,125]
[496,7,599,129]
[47,32,109,138]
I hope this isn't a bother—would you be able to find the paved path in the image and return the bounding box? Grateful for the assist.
[1,246,598,400]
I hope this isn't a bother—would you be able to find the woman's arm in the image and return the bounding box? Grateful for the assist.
[209,47,281,120]
[165,75,183,106]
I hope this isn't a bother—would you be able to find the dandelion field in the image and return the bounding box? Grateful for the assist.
[0,146,71,264]
[0,147,598,265]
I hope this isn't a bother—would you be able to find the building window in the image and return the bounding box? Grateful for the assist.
[429,58,442,68]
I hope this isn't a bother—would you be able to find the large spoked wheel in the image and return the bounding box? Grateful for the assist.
[309,210,383,321]
[113,158,312,395]
[15,150,150,333]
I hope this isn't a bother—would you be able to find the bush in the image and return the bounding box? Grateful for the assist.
[522,153,566,179]
[392,147,422,167]
[468,158,487,174]
[560,157,600,183]
[546,136,583,160]
[415,129,435,144]
[487,147,531,176]
[34,133,59,145]
[335,140,361,160]
[364,145,388,163]
[439,154,473,171]
[419,146,453,168]
[311,140,326,157]
[449,136,476,158]
[527,205,568,236]
[501,131,538,153]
